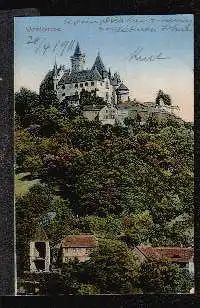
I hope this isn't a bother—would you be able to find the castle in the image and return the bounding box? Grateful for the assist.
[53,42,129,107]
[52,42,181,126]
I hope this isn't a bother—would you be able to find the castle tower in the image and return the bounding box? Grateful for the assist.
[116,82,129,103]
[30,224,50,273]
[92,52,107,78]
[70,42,85,72]
[53,57,59,92]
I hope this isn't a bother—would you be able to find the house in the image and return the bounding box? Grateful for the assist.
[59,235,98,263]
[98,105,118,126]
[133,245,194,273]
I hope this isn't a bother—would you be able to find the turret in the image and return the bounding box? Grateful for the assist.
[116,82,129,103]
[70,42,85,72]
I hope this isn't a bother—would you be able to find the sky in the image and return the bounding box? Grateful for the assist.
[14,15,194,121]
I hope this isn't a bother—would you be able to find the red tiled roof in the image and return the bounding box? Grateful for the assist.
[136,245,193,263]
[61,235,98,248]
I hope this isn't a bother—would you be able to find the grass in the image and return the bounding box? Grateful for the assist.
[15,172,40,197]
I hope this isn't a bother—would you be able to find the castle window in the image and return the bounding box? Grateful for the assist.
[75,84,78,88]
[91,82,94,86]
[85,82,88,86]
[62,93,65,96]
[80,83,83,88]
[62,85,65,89]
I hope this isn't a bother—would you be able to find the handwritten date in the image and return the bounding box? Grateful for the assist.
[26,36,76,56]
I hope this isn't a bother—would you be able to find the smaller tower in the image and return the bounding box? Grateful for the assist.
[53,57,59,92]
[108,68,111,79]
[116,82,129,104]
[70,42,85,72]
[30,224,50,273]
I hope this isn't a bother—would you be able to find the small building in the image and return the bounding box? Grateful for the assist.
[60,235,98,263]
[82,104,104,122]
[29,225,50,273]
[133,245,194,273]
[98,105,118,126]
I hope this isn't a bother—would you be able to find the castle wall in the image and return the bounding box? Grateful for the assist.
[57,80,98,102]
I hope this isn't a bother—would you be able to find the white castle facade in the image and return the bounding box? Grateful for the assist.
[53,42,129,107]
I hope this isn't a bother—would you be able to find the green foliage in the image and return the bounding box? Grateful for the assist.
[15,87,40,128]
[156,90,172,106]
[80,239,140,294]
[79,89,106,107]
[139,258,194,293]
[15,84,194,294]
[39,69,59,108]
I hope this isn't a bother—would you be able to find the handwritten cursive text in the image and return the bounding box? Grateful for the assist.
[128,47,171,62]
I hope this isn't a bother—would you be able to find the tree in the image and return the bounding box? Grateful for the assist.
[139,258,193,293]
[39,69,59,108]
[79,89,106,107]
[82,239,140,294]
[15,87,40,128]
[120,211,154,247]
[156,90,172,106]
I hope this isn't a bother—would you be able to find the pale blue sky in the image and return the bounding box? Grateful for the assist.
[14,15,194,121]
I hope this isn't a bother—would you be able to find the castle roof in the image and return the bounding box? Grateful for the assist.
[116,83,129,92]
[61,235,98,248]
[92,52,107,75]
[90,66,102,80]
[73,42,82,56]
[58,69,103,85]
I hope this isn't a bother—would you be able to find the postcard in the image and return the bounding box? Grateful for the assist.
[14,15,194,295]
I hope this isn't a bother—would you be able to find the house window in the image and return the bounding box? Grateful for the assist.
[91,82,94,86]
[75,84,78,88]
[62,93,65,96]
[100,82,102,86]
[62,85,65,89]
[80,83,83,88]
[85,82,88,86]
[106,81,109,89]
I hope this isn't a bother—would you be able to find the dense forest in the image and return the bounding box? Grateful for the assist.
[15,70,194,294]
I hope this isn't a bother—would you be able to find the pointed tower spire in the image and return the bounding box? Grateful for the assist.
[92,51,106,75]
[73,42,82,56]
[54,56,58,75]
[108,67,111,79]
[71,42,85,72]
